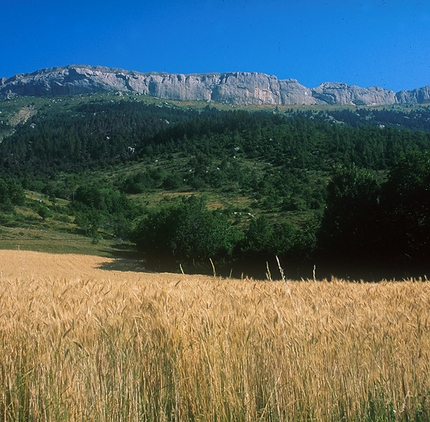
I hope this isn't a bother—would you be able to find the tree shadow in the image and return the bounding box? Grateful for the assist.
[97,244,150,273]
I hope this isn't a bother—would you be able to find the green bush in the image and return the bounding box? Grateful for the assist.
[133,196,241,266]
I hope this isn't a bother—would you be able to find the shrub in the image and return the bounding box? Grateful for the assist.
[133,196,241,267]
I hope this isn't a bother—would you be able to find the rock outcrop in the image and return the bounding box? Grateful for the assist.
[396,86,430,104]
[0,65,428,106]
[312,82,397,106]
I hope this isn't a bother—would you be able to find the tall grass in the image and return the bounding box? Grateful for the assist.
[1,272,430,421]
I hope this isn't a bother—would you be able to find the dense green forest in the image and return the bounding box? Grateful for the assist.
[1,94,430,279]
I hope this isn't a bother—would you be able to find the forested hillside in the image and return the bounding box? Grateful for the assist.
[1,94,430,279]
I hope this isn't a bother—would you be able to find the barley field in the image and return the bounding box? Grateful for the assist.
[1,250,429,421]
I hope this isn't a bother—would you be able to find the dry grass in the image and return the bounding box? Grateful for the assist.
[1,250,430,421]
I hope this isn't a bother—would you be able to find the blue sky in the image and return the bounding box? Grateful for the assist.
[1,0,429,91]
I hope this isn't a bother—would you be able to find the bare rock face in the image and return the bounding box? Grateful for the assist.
[0,66,311,105]
[279,79,315,105]
[311,82,397,106]
[396,85,430,104]
[0,65,427,106]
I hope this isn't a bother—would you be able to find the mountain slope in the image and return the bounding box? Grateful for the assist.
[1,64,429,106]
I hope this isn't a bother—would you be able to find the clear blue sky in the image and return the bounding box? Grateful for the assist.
[1,0,429,91]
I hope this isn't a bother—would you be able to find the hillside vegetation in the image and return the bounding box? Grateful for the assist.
[1,93,430,279]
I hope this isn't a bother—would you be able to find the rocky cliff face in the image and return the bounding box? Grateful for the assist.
[1,65,429,106]
[396,85,430,104]
[311,82,398,106]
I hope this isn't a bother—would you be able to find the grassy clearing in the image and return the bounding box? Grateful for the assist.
[1,251,429,421]
[0,225,130,257]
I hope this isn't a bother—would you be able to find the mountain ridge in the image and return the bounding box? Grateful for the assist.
[1,64,429,106]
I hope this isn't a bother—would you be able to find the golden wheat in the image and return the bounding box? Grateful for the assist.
[1,250,429,421]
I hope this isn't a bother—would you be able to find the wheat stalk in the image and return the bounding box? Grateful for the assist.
[1,250,429,421]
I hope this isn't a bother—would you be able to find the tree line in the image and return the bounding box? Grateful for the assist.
[1,101,430,179]
[131,150,430,279]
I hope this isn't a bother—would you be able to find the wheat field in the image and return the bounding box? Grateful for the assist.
[1,250,429,421]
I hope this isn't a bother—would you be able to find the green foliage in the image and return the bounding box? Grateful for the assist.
[133,196,241,267]
[242,216,275,255]
[317,164,382,278]
[2,96,430,277]
[238,215,317,278]
[120,172,155,193]
[7,179,25,206]
[74,209,104,238]
[380,151,430,269]
[72,185,140,239]
[0,177,25,212]
[133,198,315,276]
[318,164,380,261]
[317,152,430,278]
[0,178,14,212]
[241,215,303,257]
[37,204,52,221]
[2,100,430,182]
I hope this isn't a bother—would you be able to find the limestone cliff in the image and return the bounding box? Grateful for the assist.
[0,65,428,106]
[312,82,397,106]
[396,85,430,104]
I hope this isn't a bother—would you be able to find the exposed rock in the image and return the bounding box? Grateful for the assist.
[0,64,427,106]
[396,85,430,104]
[279,79,315,105]
[311,82,397,106]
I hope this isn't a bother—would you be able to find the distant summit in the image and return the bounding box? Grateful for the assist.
[1,65,429,106]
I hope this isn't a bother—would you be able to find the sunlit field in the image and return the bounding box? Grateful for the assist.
[1,250,429,421]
